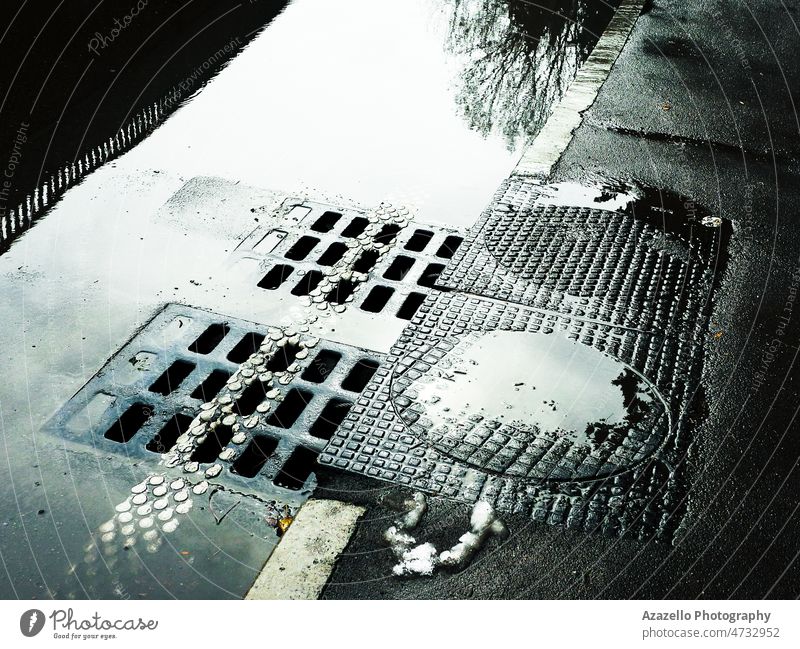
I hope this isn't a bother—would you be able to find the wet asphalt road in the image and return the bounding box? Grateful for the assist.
[321,0,800,599]
[1,0,799,600]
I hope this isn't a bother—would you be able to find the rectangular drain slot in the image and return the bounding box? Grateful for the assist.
[341,216,368,238]
[149,359,195,396]
[396,292,426,320]
[284,235,320,261]
[190,369,232,402]
[235,380,269,417]
[310,211,341,233]
[291,270,323,297]
[253,229,286,254]
[232,435,279,478]
[287,205,312,220]
[417,263,446,288]
[435,235,463,259]
[301,349,341,383]
[360,285,394,313]
[258,264,294,290]
[266,343,301,372]
[147,413,193,453]
[383,255,415,281]
[310,399,352,440]
[104,403,152,443]
[317,242,347,266]
[352,249,380,273]
[188,323,230,355]
[266,388,313,429]
[273,446,318,491]
[341,359,379,393]
[374,223,401,245]
[326,279,356,304]
[227,333,266,363]
[190,424,234,463]
[404,229,434,252]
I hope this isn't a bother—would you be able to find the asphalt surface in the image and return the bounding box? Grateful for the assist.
[1,0,799,600]
[320,0,800,599]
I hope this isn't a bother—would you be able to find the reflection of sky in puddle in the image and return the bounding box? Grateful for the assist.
[119,0,520,228]
[534,181,641,212]
[416,331,656,443]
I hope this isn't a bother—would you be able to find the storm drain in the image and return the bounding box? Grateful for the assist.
[44,303,384,502]
[235,199,464,322]
[45,183,722,543]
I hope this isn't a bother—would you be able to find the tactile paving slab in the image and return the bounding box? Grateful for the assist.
[437,177,729,338]
[44,303,385,504]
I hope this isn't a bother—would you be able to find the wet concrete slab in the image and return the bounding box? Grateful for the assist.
[578,0,800,158]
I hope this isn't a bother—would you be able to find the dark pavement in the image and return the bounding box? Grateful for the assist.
[1,0,799,601]
[320,0,800,599]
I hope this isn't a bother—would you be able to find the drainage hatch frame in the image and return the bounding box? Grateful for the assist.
[42,303,386,503]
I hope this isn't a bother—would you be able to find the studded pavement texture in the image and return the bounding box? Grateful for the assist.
[437,177,728,337]
[320,176,729,541]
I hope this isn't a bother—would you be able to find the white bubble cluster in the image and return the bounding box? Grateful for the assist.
[86,473,199,569]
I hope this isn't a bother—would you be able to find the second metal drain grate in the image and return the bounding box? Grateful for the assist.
[43,303,385,501]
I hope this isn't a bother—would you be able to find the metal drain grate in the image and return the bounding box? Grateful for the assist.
[234,200,464,322]
[44,304,385,501]
[318,176,730,546]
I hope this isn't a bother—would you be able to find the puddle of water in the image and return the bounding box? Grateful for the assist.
[533,176,732,262]
[5,0,621,235]
[536,177,722,225]
[413,331,659,445]
[116,0,518,227]
[393,329,668,478]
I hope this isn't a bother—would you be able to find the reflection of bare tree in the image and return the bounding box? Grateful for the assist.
[587,369,653,445]
[445,0,619,147]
